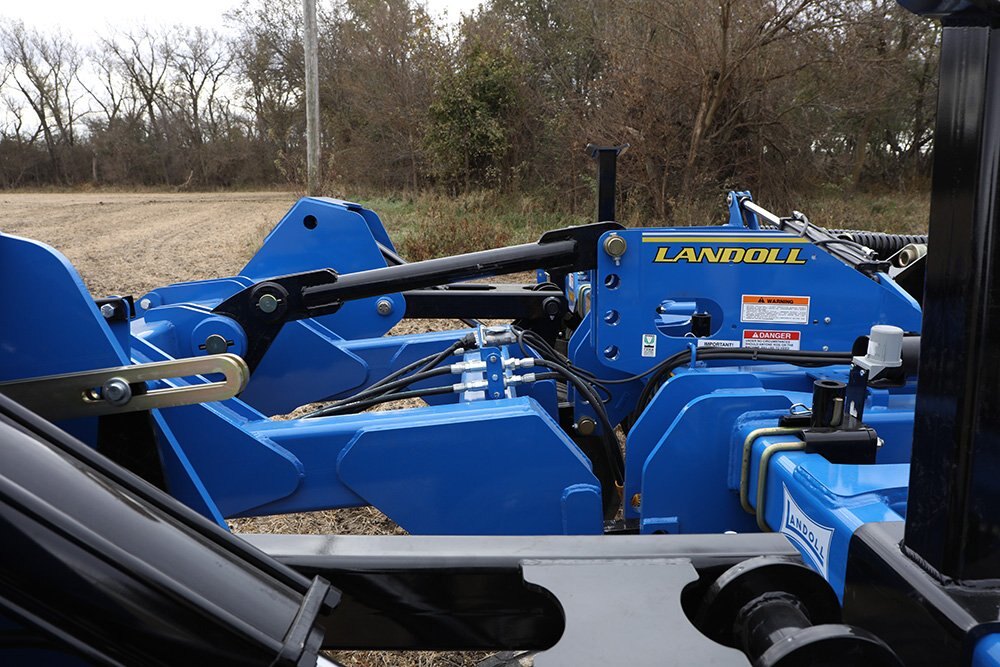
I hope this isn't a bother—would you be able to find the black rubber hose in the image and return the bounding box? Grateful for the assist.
[534,359,625,486]
[371,334,473,390]
[827,230,927,260]
[303,334,476,418]
[312,372,563,417]
[305,366,456,417]
[311,385,457,416]
[631,348,853,423]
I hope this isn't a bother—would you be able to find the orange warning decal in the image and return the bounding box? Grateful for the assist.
[740,294,811,324]
[741,295,810,306]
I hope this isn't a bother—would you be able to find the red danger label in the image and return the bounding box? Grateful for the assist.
[742,329,801,350]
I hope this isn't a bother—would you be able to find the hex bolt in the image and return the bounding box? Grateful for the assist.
[376,298,393,316]
[257,293,279,314]
[576,416,597,436]
[139,298,152,311]
[491,374,500,381]
[823,317,832,324]
[492,391,501,398]
[101,377,132,407]
[489,355,499,364]
[100,303,116,319]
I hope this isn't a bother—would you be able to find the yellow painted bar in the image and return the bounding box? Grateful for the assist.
[641,236,809,244]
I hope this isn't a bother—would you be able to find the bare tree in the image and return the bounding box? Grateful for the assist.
[0,0,942,197]
[80,46,141,126]
[100,26,175,183]
[0,19,85,182]
[227,0,307,181]
[169,27,233,144]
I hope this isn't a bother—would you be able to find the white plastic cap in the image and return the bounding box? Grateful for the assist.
[863,325,904,369]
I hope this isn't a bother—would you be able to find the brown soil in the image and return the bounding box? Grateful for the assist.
[0,191,298,297]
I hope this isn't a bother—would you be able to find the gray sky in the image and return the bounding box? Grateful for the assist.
[1,0,482,42]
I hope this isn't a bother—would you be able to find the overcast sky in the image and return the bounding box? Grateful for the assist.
[1,0,483,43]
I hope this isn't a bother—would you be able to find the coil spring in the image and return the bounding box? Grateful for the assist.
[827,229,928,260]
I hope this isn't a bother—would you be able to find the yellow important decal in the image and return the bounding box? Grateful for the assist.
[653,246,807,265]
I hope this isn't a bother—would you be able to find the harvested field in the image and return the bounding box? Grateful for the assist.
[0,191,298,297]
[0,191,504,667]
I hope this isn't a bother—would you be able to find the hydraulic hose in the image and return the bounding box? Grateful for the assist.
[631,348,854,423]
[306,334,477,418]
[305,385,458,416]
[827,230,928,260]
[306,366,456,417]
[533,358,625,486]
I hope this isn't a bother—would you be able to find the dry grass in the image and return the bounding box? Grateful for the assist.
[795,187,930,235]
[338,191,584,260]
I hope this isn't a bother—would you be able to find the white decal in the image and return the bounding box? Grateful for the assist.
[641,333,657,358]
[780,484,834,578]
[742,329,801,351]
[696,338,741,349]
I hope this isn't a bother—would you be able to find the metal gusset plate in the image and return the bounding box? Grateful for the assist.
[523,558,747,666]
[0,353,249,420]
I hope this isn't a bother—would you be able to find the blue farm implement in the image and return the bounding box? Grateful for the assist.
[1,1,1000,665]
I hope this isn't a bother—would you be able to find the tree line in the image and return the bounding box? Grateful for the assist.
[0,0,938,218]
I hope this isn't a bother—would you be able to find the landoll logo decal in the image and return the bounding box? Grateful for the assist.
[653,246,806,264]
[780,484,834,577]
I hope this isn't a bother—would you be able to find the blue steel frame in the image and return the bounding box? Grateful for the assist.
[0,189,926,564]
[562,196,920,429]
[0,223,600,535]
[624,363,915,594]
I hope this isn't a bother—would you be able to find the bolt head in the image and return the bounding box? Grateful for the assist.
[603,234,628,259]
[102,377,132,406]
[376,298,393,316]
[492,391,501,398]
[823,317,832,324]
[100,303,116,319]
[489,355,499,363]
[139,298,152,310]
[257,293,279,314]
[576,417,597,436]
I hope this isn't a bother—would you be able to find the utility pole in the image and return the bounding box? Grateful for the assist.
[303,0,321,196]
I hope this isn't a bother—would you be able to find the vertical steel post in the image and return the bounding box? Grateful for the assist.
[303,0,321,196]
[586,144,628,222]
[904,12,1000,580]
